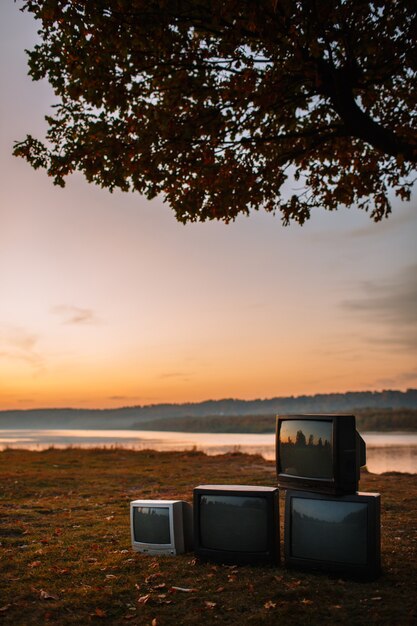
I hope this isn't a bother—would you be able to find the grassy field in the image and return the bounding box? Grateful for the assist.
[0,448,416,625]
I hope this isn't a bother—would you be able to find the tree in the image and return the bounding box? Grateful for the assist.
[14,0,417,224]
[295,429,307,446]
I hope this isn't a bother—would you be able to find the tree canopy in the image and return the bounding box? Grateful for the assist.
[14,0,417,224]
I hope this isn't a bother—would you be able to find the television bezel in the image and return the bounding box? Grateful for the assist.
[284,490,381,579]
[193,484,280,565]
[130,499,192,555]
[276,414,366,495]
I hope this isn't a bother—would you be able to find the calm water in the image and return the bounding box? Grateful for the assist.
[0,429,416,474]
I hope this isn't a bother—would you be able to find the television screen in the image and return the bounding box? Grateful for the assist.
[194,485,279,565]
[132,506,171,545]
[279,419,333,479]
[276,414,366,495]
[199,495,268,553]
[285,490,381,579]
[130,499,193,555]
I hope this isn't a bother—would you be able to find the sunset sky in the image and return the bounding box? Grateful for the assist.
[1,2,416,410]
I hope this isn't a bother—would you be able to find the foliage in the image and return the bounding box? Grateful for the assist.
[134,409,417,433]
[14,0,417,224]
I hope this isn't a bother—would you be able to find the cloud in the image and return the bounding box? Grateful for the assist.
[51,305,100,325]
[0,326,44,371]
[375,370,417,388]
[158,371,193,380]
[341,264,417,350]
[345,210,417,239]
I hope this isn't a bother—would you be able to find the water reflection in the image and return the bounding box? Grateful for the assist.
[0,429,416,474]
[279,419,333,478]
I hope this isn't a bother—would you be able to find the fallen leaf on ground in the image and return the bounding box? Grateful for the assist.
[138,594,151,604]
[0,605,11,612]
[145,573,162,584]
[170,586,198,593]
[91,608,106,618]
[204,601,217,609]
[40,590,59,601]
[28,561,42,568]
[301,598,314,605]
[264,600,277,609]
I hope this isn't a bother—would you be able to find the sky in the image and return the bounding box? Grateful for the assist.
[0,2,416,410]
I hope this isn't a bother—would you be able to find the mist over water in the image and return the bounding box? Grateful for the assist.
[0,429,416,474]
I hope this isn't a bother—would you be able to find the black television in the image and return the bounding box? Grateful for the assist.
[193,485,280,565]
[284,490,381,579]
[276,414,366,495]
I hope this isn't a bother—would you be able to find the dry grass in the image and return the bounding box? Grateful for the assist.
[0,448,416,625]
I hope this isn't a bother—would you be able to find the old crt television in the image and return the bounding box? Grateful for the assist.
[193,485,280,565]
[285,490,380,579]
[276,414,366,494]
[130,500,193,555]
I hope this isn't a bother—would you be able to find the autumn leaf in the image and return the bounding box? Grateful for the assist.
[264,600,277,609]
[145,573,162,584]
[15,2,417,226]
[40,590,59,601]
[138,594,151,604]
[204,601,217,609]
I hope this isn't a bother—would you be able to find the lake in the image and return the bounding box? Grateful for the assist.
[0,429,416,474]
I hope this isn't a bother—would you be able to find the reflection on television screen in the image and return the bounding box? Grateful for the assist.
[291,497,368,564]
[200,495,268,552]
[280,419,333,479]
[133,506,171,544]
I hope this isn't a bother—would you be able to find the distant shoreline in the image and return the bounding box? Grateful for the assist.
[0,408,416,433]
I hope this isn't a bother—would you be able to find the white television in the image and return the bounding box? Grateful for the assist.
[130,499,193,555]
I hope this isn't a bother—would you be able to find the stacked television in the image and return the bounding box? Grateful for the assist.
[130,413,381,579]
[276,414,380,579]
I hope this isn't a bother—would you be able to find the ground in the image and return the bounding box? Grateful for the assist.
[0,448,416,625]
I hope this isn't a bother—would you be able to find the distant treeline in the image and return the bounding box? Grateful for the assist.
[0,389,416,430]
[134,409,417,433]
